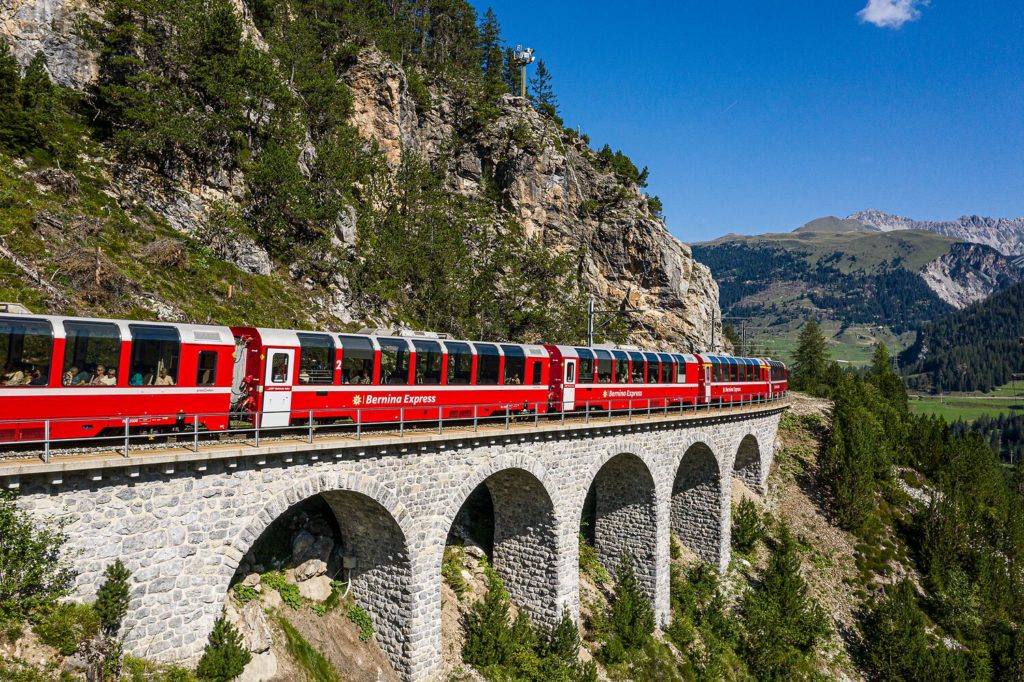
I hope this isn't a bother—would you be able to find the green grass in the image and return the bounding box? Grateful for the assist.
[276,616,340,682]
[908,395,1023,422]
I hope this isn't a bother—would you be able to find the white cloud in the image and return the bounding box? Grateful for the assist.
[857,0,928,29]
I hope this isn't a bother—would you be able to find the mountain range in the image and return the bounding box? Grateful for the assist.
[691,211,1024,363]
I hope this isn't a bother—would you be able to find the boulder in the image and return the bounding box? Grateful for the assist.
[226,600,272,653]
[261,587,282,611]
[242,573,261,588]
[294,559,327,582]
[291,530,315,562]
[463,543,486,561]
[298,575,333,602]
[237,651,277,682]
[292,532,334,565]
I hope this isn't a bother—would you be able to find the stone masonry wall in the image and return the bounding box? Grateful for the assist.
[11,408,783,681]
[671,443,724,569]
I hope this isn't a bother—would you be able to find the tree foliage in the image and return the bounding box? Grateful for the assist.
[195,613,251,682]
[0,492,76,631]
[603,552,655,660]
[791,318,829,395]
[94,559,131,636]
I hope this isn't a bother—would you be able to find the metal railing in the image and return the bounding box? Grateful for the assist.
[0,392,788,464]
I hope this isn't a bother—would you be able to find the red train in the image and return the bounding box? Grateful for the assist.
[0,312,787,444]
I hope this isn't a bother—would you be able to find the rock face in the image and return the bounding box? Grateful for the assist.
[343,51,724,351]
[0,0,97,88]
[918,242,1024,308]
[851,210,1024,256]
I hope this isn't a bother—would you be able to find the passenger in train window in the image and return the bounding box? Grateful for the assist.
[63,366,77,386]
[2,364,25,385]
[355,369,371,384]
[99,367,117,386]
[155,367,175,386]
[91,365,107,385]
[73,367,91,385]
[29,369,47,386]
[130,372,144,386]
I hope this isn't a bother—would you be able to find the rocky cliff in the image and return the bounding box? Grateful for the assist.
[851,209,1024,256]
[918,242,1024,308]
[0,0,724,352]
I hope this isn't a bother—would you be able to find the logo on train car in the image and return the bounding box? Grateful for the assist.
[603,389,644,398]
[356,394,438,406]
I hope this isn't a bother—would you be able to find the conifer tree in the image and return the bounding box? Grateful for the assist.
[94,559,131,636]
[741,524,828,680]
[608,552,655,652]
[462,564,515,667]
[731,497,764,554]
[545,609,580,664]
[792,318,829,395]
[477,8,506,103]
[529,59,558,119]
[196,613,251,681]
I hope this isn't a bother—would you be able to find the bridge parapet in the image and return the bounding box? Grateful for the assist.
[9,402,787,681]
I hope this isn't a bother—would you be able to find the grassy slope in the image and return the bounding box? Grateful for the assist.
[908,381,1024,421]
[0,153,332,328]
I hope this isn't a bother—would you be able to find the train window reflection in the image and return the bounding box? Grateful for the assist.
[501,345,526,385]
[63,322,121,387]
[474,344,501,385]
[595,349,613,383]
[340,335,374,384]
[297,333,334,385]
[0,317,52,387]
[413,340,443,385]
[379,338,411,385]
[446,342,473,385]
[613,350,630,383]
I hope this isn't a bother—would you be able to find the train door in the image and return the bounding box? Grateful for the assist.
[262,349,294,427]
[703,364,712,403]
[563,359,577,411]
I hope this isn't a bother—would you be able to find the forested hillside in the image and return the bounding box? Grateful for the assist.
[901,283,1024,392]
[0,0,723,349]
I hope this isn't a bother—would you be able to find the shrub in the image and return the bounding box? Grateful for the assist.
[231,583,259,604]
[123,656,198,682]
[94,559,131,636]
[31,602,100,655]
[195,614,251,681]
[731,498,765,554]
[462,564,515,667]
[260,571,301,609]
[346,604,374,642]
[442,546,469,598]
[0,492,76,630]
[578,535,611,584]
[603,552,654,660]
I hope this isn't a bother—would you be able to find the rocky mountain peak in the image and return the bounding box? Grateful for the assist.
[849,209,1024,256]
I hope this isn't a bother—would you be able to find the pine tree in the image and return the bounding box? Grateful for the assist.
[731,497,764,554]
[529,59,558,120]
[545,609,580,664]
[462,564,515,667]
[871,342,892,377]
[477,8,506,103]
[792,318,829,395]
[741,524,828,680]
[196,613,251,681]
[94,559,131,636]
[608,552,655,652]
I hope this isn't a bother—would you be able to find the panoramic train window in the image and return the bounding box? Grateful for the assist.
[474,343,501,385]
[446,342,473,385]
[575,348,595,383]
[379,338,411,385]
[340,335,374,384]
[128,325,180,387]
[644,353,660,384]
[595,350,613,383]
[659,354,674,383]
[62,321,121,387]
[501,345,526,385]
[297,333,334,385]
[196,351,218,387]
[673,355,688,383]
[413,340,443,385]
[613,350,630,383]
[0,317,52,387]
[629,352,646,383]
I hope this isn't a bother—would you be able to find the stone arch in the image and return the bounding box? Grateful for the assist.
[586,452,659,600]
[230,474,415,678]
[445,463,562,625]
[734,433,763,494]
[672,442,725,569]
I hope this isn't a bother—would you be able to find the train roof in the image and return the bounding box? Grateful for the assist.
[238,327,549,357]
[699,353,765,366]
[0,313,234,345]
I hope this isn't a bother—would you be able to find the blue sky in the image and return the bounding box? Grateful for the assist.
[470,1,1024,242]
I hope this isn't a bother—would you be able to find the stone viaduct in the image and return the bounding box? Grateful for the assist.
[4,404,785,681]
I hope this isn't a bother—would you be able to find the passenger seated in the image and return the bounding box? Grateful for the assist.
[3,364,25,386]
[73,367,91,385]
[154,367,175,386]
[299,370,311,384]
[130,373,144,386]
[99,367,117,386]
[356,369,371,385]
[91,365,107,386]
[29,370,47,386]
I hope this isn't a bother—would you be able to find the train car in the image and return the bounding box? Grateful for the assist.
[0,313,235,442]
[544,344,702,412]
[763,358,788,399]
[695,353,772,404]
[231,327,552,427]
